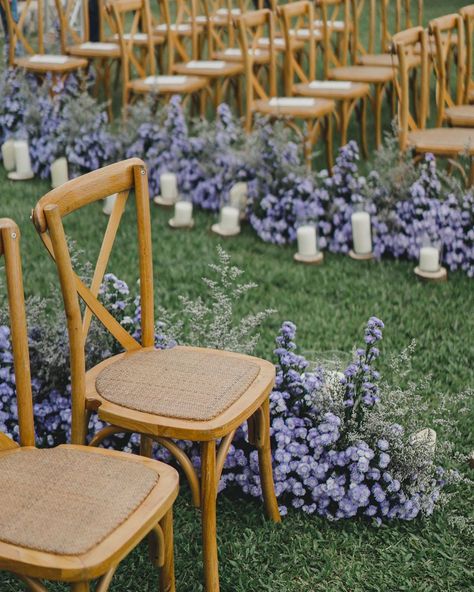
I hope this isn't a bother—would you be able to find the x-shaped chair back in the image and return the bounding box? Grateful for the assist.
[429,13,465,127]
[460,4,474,104]
[392,26,429,151]
[55,0,113,50]
[32,159,154,445]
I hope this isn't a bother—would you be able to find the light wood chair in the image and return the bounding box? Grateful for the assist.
[461,5,474,105]
[429,12,474,128]
[32,158,281,592]
[392,26,474,185]
[320,0,396,147]
[107,0,208,115]
[280,0,369,156]
[0,217,179,592]
[0,0,87,78]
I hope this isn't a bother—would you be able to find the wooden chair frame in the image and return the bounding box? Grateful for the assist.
[32,159,281,592]
[0,0,87,75]
[280,0,369,156]
[0,218,178,592]
[428,13,465,128]
[460,5,474,105]
[393,26,474,185]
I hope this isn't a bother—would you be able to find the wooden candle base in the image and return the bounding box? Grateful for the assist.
[168,218,195,230]
[414,266,448,282]
[294,252,324,265]
[211,223,240,237]
[349,250,374,261]
[153,195,176,207]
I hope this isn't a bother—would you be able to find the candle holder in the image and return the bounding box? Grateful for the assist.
[229,181,248,221]
[349,202,374,260]
[294,221,324,264]
[168,198,195,229]
[211,205,241,237]
[415,237,447,282]
[154,172,178,206]
[1,139,16,172]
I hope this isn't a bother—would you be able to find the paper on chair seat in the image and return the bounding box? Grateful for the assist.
[313,19,345,30]
[195,15,207,23]
[258,37,285,47]
[269,97,316,107]
[79,42,118,51]
[186,60,226,69]
[216,8,241,16]
[290,28,315,37]
[123,33,148,41]
[144,75,188,85]
[224,48,263,57]
[30,54,69,64]
[309,80,353,90]
[156,23,192,32]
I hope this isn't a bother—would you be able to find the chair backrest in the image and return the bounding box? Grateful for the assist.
[32,159,154,445]
[460,4,474,104]
[154,0,198,65]
[316,0,351,74]
[55,0,112,50]
[236,9,277,129]
[0,0,56,65]
[392,26,429,151]
[279,1,316,95]
[107,0,156,107]
[429,13,464,127]
[350,0,388,61]
[0,219,35,450]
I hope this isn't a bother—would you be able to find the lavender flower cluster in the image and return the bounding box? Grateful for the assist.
[1,69,473,275]
[0,270,455,524]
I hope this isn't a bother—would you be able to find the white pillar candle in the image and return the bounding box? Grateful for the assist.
[50,157,68,188]
[13,140,33,176]
[220,206,240,231]
[174,200,193,226]
[1,139,16,171]
[351,211,372,254]
[419,247,439,272]
[102,193,118,215]
[160,172,178,202]
[297,225,317,256]
[229,182,248,211]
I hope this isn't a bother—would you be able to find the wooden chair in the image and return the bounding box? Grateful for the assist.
[0,0,87,78]
[429,12,474,128]
[237,8,335,169]
[320,0,396,148]
[280,0,369,156]
[32,159,281,592]
[107,0,207,115]
[461,5,474,105]
[0,217,179,592]
[392,26,474,185]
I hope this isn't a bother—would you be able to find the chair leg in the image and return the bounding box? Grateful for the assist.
[325,114,334,171]
[159,508,176,592]
[201,440,219,592]
[254,399,281,523]
[374,82,385,149]
[71,583,90,592]
[359,96,369,159]
[340,100,350,147]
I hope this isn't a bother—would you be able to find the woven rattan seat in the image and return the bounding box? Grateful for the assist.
[95,348,261,421]
[0,447,158,555]
[408,128,474,155]
[445,105,474,127]
[329,65,395,83]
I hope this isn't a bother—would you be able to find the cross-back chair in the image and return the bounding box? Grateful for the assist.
[429,12,474,128]
[107,0,207,115]
[0,0,87,77]
[55,0,121,115]
[280,0,369,156]
[320,0,396,147]
[237,8,335,169]
[392,26,474,186]
[32,159,281,592]
[0,217,179,592]
[461,5,474,105]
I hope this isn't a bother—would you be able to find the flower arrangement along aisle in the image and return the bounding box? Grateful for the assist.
[0,248,470,526]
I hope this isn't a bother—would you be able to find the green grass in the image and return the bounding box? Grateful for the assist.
[1,1,473,590]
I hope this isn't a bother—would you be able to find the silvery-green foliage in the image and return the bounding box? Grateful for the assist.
[159,246,275,354]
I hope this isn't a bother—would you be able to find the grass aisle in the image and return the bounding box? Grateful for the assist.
[0,166,473,591]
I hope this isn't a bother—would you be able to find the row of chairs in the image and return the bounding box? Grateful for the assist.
[0,159,281,592]
[1,1,473,173]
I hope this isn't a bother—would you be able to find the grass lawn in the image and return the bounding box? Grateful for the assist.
[0,1,473,590]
